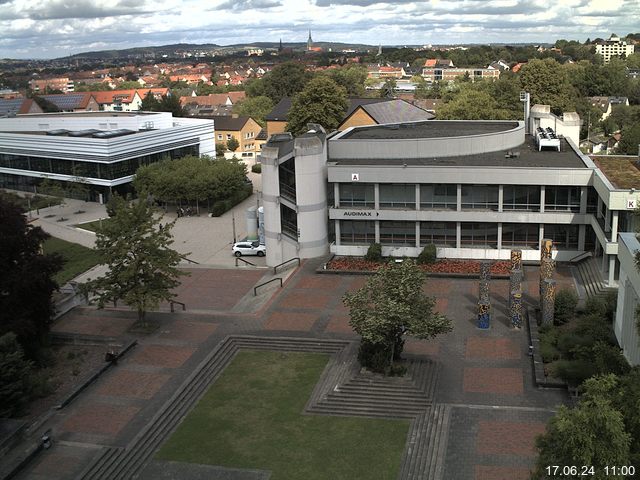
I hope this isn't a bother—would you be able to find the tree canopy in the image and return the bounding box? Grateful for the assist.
[0,196,62,360]
[83,196,186,325]
[343,260,452,372]
[246,61,312,103]
[232,95,273,127]
[519,58,576,114]
[286,76,348,135]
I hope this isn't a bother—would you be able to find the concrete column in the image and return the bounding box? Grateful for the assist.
[375,220,380,243]
[415,221,420,248]
[333,183,340,208]
[539,224,544,249]
[335,220,341,246]
[497,223,502,250]
[540,186,545,213]
[611,211,619,243]
[498,185,504,213]
[609,256,616,287]
[579,186,588,214]
[415,184,420,211]
[456,222,461,249]
[605,207,611,233]
[457,184,462,212]
[578,224,586,251]
[374,183,380,210]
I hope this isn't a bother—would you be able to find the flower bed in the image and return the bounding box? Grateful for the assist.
[326,257,511,275]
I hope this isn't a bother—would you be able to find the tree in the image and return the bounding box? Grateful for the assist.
[616,124,640,155]
[226,136,239,152]
[380,78,397,98]
[286,76,348,135]
[326,65,368,96]
[437,88,512,120]
[140,91,160,111]
[533,375,631,479]
[343,260,452,373]
[215,143,226,158]
[0,197,62,360]
[157,94,185,117]
[0,332,34,417]
[232,96,273,127]
[519,58,576,114]
[249,62,313,103]
[82,196,186,326]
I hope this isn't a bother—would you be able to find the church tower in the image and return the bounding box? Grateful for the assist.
[307,30,313,51]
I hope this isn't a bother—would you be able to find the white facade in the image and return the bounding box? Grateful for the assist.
[615,233,640,366]
[595,35,635,64]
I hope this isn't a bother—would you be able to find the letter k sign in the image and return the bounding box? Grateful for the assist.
[628,198,637,209]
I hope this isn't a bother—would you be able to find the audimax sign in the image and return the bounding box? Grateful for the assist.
[342,210,380,217]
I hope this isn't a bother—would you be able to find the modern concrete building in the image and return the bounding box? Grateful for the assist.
[595,34,635,64]
[0,111,215,202]
[615,233,640,366]
[259,106,640,289]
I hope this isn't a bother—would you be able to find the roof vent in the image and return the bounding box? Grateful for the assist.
[504,151,520,159]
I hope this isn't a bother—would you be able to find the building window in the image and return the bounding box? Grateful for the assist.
[339,184,374,208]
[379,184,415,209]
[217,134,222,140]
[420,222,456,247]
[461,185,499,210]
[420,184,456,210]
[278,158,296,203]
[226,134,232,140]
[503,185,540,211]
[460,222,498,248]
[280,204,298,240]
[502,223,539,248]
[587,187,598,214]
[544,224,579,249]
[380,221,416,246]
[340,220,375,245]
[545,186,581,212]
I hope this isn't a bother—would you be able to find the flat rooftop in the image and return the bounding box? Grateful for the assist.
[15,111,157,118]
[330,135,587,169]
[592,156,640,189]
[339,120,520,140]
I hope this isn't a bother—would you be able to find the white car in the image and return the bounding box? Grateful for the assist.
[232,241,266,257]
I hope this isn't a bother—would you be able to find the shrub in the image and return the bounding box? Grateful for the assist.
[417,244,437,264]
[0,333,34,417]
[540,341,562,363]
[358,341,391,373]
[364,243,382,262]
[550,359,597,387]
[251,163,262,173]
[556,332,594,358]
[554,289,578,324]
[592,341,630,376]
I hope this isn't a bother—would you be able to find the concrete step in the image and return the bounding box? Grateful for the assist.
[325,392,429,408]
[307,404,420,419]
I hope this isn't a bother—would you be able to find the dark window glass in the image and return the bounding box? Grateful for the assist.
[503,185,540,211]
[379,221,416,246]
[461,185,499,210]
[379,184,416,209]
[502,223,539,248]
[544,224,579,249]
[339,184,374,208]
[420,184,457,210]
[420,222,456,247]
[460,222,498,248]
[340,220,375,245]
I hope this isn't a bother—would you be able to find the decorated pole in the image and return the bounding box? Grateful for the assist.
[510,286,523,329]
[541,278,556,326]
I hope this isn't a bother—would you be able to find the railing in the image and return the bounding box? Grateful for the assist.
[180,255,199,265]
[235,257,256,267]
[569,251,593,263]
[279,183,297,202]
[273,257,300,274]
[169,300,186,312]
[254,277,283,296]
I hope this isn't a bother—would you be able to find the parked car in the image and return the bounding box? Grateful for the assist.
[232,241,266,257]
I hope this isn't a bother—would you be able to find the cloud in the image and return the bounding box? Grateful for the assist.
[11,0,151,21]
[214,0,282,10]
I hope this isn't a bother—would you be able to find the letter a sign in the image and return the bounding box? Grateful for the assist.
[351,173,360,181]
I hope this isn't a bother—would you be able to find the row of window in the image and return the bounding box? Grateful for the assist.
[0,146,199,180]
[338,220,580,249]
[337,184,596,213]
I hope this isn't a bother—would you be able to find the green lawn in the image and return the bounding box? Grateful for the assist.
[156,350,410,480]
[42,237,101,284]
[75,218,110,232]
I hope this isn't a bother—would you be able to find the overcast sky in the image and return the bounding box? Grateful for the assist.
[0,0,638,60]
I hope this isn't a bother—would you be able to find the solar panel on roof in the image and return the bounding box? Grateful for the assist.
[42,94,85,110]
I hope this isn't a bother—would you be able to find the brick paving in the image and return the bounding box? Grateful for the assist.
[96,370,171,399]
[16,262,573,480]
[463,367,524,395]
[61,403,140,437]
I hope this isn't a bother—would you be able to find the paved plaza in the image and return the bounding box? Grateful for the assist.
[12,254,574,480]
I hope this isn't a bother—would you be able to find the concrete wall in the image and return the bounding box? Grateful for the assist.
[260,145,285,267]
[615,233,640,366]
[0,111,173,132]
[529,105,581,147]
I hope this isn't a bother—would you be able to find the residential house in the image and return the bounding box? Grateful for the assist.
[207,115,263,160]
[28,77,74,93]
[421,59,500,83]
[595,34,635,64]
[169,74,211,85]
[589,96,630,121]
[38,93,100,112]
[0,98,43,116]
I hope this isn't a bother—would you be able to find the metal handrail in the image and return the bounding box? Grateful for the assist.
[235,257,256,267]
[169,300,186,312]
[273,257,300,274]
[569,251,593,263]
[180,255,200,265]
[254,277,283,296]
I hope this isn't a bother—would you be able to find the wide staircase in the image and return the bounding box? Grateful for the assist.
[574,256,617,299]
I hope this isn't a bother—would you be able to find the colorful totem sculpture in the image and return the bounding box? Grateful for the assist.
[477,262,492,329]
[540,238,553,260]
[539,257,555,309]
[510,249,523,271]
[541,278,556,326]
[510,286,523,328]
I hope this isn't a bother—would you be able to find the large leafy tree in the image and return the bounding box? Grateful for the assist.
[83,196,186,326]
[533,375,631,479]
[286,76,348,135]
[343,260,452,373]
[232,95,273,127]
[437,88,513,120]
[247,62,313,103]
[0,332,34,417]
[616,123,640,155]
[0,197,62,360]
[519,58,576,114]
[326,65,368,96]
